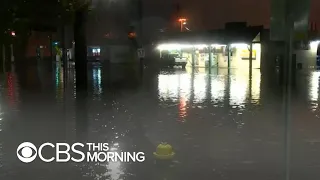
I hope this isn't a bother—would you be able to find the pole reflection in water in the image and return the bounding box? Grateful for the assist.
[55,64,64,102]
[75,92,88,141]
[205,72,212,103]
[309,72,320,111]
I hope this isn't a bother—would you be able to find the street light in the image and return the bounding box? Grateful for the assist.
[178,18,187,32]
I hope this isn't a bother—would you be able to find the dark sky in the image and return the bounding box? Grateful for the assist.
[144,0,320,30]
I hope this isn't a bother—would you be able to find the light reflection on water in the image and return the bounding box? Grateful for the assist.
[157,69,261,107]
[193,73,207,103]
[309,71,320,111]
[7,73,19,108]
[178,97,187,122]
[3,64,320,180]
[211,75,225,103]
[93,67,103,98]
[93,143,124,180]
[55,64,64,101]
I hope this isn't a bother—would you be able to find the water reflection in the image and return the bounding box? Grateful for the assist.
[0,63,290,180]
[55,64,64,101]
[309,72,320,111]
[193,74,207,103]
[0,117,2,169]
[106,143,124,180]
[211,75,225,103]
[229,75,248,106]
[251,70,261,103]
[158,69,261,106]
[92,66,103,98]
[158,74,180,101]
[7,72,19,109]
[178,97,187,121]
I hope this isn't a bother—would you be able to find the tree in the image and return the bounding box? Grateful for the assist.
[0,0,18,72]
[60,0,92,90]
[6,0,62,71]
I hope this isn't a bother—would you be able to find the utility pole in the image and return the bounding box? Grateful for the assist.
[137,0,143,46]
[178,18,186,32]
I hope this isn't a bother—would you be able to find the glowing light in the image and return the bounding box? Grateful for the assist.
[211,44,227,48]
[178,18,186,22]
[128,32,136,38]
[310,40,319,52]
[230,43,249,48]
[11,31,15,36]
[157,44,193,51]
[194,44,208,49]
[157,43,229,51]
[157,43,254,51]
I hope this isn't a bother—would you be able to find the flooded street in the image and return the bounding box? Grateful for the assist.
[0,62,320,180]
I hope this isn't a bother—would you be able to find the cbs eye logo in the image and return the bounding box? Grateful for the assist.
[16,142,37,163]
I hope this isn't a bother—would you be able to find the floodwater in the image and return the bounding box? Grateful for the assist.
[0,62,320,180]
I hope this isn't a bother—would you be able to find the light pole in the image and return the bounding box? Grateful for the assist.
[178,18,186,32]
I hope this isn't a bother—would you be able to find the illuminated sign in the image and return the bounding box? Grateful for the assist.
[241,49,256,60]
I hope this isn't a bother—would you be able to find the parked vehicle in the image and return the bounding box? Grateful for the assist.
[160,53,187,68]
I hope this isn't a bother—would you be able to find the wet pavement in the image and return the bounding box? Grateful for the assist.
[0,62,320,180]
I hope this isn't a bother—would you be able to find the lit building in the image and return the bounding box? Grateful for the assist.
[156,25,262,69]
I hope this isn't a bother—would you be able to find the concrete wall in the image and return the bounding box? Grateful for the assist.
[102,45,136,63]
[26,31,58,58]
[295,49,316,68]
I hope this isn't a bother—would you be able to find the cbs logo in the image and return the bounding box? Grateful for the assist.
[16,142,37,163]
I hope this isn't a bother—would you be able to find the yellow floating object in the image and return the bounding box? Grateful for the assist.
[153,142,175,160]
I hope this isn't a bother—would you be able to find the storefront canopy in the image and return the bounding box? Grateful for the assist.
[158,26,262,45]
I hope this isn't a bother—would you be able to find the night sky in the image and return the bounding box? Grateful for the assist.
[144,0,320,30]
